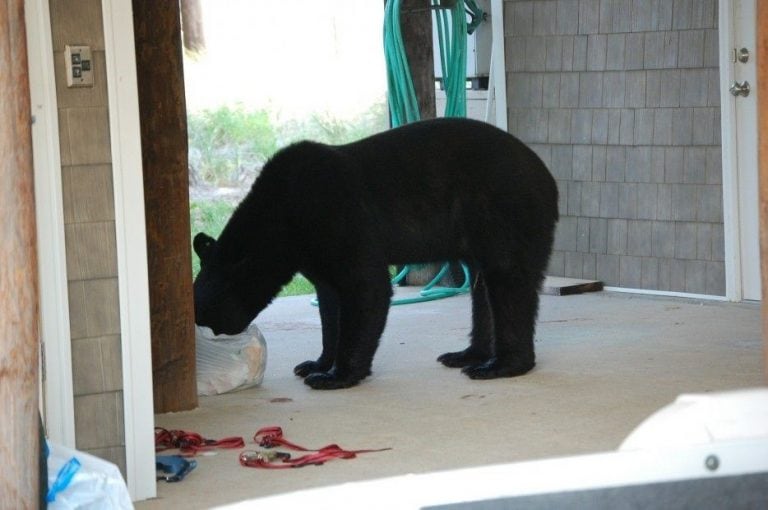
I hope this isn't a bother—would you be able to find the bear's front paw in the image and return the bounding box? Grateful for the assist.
[303,367,368,390]
[294,359,332,378]
[461,357,535,379]
[437,347,491,368]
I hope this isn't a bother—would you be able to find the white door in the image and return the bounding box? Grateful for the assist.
[721,0,760,300]
[25,0,77,446]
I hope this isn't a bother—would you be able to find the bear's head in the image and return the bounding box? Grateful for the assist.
[193,232,263,335]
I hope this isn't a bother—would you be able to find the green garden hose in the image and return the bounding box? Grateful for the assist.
[310,1,483,308]
[384,0,421,126]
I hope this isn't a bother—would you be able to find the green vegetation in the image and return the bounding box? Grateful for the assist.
[279,273,316,297]
[188,101,388,187]
[277,102,389,148]
[188,105,278,187]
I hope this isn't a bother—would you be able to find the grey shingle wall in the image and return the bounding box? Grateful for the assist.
[504,0,724,295]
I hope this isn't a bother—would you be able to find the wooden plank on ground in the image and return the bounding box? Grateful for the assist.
[542,276,604,296]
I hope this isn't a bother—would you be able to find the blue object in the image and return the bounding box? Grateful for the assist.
[156,455,197,482]
[47,456,82,503]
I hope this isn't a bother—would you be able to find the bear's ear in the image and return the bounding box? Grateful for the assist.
[193,233,216,261]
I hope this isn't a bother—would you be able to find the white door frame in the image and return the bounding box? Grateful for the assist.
[719,0,760,301]
[490,0,508,131]
[101,0,156,501]
[26,0,156,501]
[25,0,76,448]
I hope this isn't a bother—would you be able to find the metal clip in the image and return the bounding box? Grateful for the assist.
[240,450,291,463]
[733,47,749,63]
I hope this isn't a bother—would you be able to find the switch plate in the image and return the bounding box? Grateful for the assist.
[64,45,94,88]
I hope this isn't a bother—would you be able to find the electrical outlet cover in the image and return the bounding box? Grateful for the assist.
[64,45,94,88]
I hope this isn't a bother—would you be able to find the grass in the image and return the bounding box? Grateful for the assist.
[190,199,316,297]
[187,101,388,188]
[187,105,277,187]
[279,273,316,297]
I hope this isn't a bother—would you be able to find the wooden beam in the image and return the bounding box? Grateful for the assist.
[0,0,41,507]
[180,0,206,55]
[758,0,768,383]
[398,0,443,285]
[132,0,198,412]
[400,0,436,120]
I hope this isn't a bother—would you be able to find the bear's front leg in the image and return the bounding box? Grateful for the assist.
[304,270,392,389]
[294,281,338,378]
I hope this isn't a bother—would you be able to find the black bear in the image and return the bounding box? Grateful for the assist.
[193,117,558,390]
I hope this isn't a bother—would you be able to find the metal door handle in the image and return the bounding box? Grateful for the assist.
[734,47,750,63]
[730,80,751,97]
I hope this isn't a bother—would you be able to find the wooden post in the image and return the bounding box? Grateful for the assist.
[0,0,41,507]
[133,1,198,412]
[757,1,768,383]
[398,0,445,285]
[400,0,437,120]
[180,0,206,55]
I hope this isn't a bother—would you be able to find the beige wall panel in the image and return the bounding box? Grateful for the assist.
[74,391,124,449]
[64,221,118,280]
[66,107,112,165]
[49,0,105,51]
[62,164,115,224]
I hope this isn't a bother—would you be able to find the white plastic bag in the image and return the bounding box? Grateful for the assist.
[196,323,267,396]
[47,441,132,510]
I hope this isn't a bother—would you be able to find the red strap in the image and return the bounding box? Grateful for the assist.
[241,426,391,469]
[254,426,314,451]
[155,427,245,456]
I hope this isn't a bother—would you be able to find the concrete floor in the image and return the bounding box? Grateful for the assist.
[137,288,764,509]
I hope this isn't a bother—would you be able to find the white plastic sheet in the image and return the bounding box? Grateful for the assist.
[196,323,267,396]
[47,442,132,509]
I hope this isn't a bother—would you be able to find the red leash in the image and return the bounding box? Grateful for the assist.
[155,427,245,456]
[239,426,391,469]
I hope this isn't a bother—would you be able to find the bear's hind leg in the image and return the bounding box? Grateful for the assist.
[304,266,392,390]
[462,272,538,380]
[438,269,494,368]
[294,280,339,378]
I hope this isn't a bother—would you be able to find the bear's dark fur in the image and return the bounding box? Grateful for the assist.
[193,117,558,390]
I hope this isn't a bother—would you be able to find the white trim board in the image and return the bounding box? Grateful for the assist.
[718,0,761,302]
[25,0,76,448]
[101,0,156,501]
[490,0,507,131]
[719,0,743,301]
[222,438,768,509]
